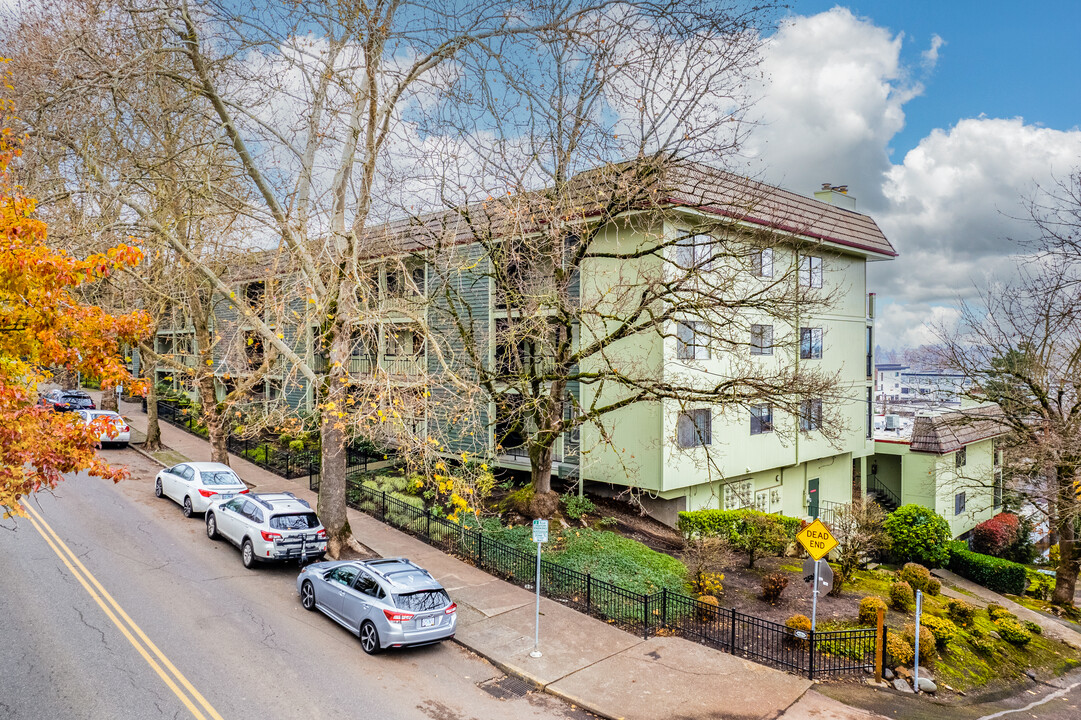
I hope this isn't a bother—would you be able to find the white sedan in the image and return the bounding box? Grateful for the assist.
[75,410,131,447]
[154,461,250,518]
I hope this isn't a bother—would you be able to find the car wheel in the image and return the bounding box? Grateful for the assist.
[182,497,194,518]
[206,513,219,540]
[301,581,316,611]
[154,478,163,498]
[242,539,256,569]
[359,621,382,655]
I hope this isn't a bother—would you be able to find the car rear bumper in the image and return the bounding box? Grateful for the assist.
[382,616,458,648]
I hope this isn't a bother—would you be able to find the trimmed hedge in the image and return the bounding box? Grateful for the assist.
[677,508,802,541]
[947,542,1027,595]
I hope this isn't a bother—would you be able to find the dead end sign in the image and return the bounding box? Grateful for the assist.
[797,519,838,561]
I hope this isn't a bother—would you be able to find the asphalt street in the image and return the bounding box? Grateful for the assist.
[0,448,593,720]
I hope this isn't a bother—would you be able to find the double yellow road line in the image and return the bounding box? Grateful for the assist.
[21,502,225,720]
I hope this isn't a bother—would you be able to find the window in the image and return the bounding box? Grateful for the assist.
[677,409,712,448]
[800,398,823,432]
[676,322,710,360]
[675,233,712,269]
[385,267,404,297]
[992,439,1002,467]
[751,324,773,356]
[866,326,873,379]
[269,513,319,530]
[993,471,1003,509]
[330,566,358,587]
[955,446,967,468]
[355,572,381,598]
[243,281,265,313]
[866,387,873,439]
[411,266,426,295]
[724,480,754,511]
[955,491,966,516]
[752,248,774,278]
[750,404,773,435]
[799,255,823,288]
[395,590,452,612]
[800,327,823,359]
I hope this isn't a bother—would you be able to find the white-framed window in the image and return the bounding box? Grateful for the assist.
[800,398,823,431]
[752,248,774,278]
[955,446,967,468]
[675,233,713,269]
[751,324,773,356]
[750,404,773,435]
[955,491,966,516]
[724,479,754,510]
[677,408,712,448]
[800,327,823,359]
[799,255,823,288]
[676,321,710,360]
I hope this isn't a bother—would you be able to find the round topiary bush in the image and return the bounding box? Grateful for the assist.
[987,603,1016,622]
[902,623,938,662]
[786,614,812,632]
[919,613,958,648]
[761,572,789,603]
[924,577,941,596]
[995,617,1032,645]
[887,634,914,666]
[883,505,952,568]
[890,581,915,611]
[858,596,888,626]
[946,599,976,626]
[697,594,720,621]
[899,562,932,592]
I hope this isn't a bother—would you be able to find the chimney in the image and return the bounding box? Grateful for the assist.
[814,183,856,211]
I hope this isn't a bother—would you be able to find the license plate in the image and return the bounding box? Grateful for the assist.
[420,617,436,628]
[219,493,235,500]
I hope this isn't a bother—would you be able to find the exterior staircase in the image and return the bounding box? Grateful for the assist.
[867,476,901,513]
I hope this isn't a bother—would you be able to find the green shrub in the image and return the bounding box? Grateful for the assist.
[678,508,801,541]
[989,606,1016,622]
[969,634,997,655]
[786,614,812,632]
[887,634,914,665]
[697,594,721,621]
[890,581,915,611]
[947,542,1027,595]
[289,439,305,453]
[920,613,958,648]
[883,505,952,567]
[562,494,596,520]
[1026,570,1055,601]
[551,528,687,596]
[761,573,789,603]
[1023,620,1043,635]
[899,562,932,592]
[946,599,976,626]
[858,596,888,626]
[995,618,1032,645]
[902,623,937,661]
[925,577,941,596]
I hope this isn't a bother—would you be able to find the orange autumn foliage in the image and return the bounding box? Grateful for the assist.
[1,71,152,515]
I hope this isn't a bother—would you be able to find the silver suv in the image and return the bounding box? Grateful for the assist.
[296,558,457,654]
[205,492,327,568]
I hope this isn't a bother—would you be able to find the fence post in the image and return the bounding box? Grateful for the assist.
[660,587,668,627]
[729,608,737,653]
[875,608,885,682]
[586,573,592,613]
[426,508,431,540]
[808,630,816,681]
[643,594,650,639]
[478,531,485,568]
[382,490,387,520]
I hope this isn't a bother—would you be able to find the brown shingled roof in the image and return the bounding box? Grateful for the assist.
[663,161,896,257]
[909,405,1008,454]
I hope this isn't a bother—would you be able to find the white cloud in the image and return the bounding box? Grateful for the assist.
[875,299,960,350]
[743,7,919,212]
[921,34,944,70]
[745,8,1081,350]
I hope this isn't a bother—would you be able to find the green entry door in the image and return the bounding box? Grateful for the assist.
[808,478,820,518]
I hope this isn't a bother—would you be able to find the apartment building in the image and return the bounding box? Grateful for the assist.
[144,163,897,527]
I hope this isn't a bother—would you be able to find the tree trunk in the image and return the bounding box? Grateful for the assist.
[528,441,559,518]
[100,381,118,411]
[1052,466,1079,606]
[143,378,163,451]
[198,373,228,465]
[318,373,350,558]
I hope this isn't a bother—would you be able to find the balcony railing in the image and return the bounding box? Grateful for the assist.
[380,356,424,376]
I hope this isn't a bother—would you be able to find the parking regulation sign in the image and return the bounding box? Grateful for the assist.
[532,519,549,543]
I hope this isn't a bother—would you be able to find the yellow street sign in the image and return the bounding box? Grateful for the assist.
[797,518,838,561]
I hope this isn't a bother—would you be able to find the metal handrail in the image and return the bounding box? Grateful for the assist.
[868,476,901,507]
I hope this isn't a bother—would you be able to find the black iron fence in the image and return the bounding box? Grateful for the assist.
[319,474,884,680]
[148,399,376,481]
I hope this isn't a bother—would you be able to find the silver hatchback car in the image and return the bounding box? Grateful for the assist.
[296,558,457,654]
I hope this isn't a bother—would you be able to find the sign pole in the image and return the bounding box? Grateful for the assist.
[530,519,548,659]
[811,559,820,631]
[913,589,923,693]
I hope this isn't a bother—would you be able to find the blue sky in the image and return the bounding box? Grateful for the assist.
[743,2,1081,349]
[795,2,1081,158]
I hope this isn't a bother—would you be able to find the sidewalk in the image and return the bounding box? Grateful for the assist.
[117,397,885,720]
[932,568,1081,650]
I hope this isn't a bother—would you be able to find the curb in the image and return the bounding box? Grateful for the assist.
[451,638,619,720]
[128,442,170,469]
